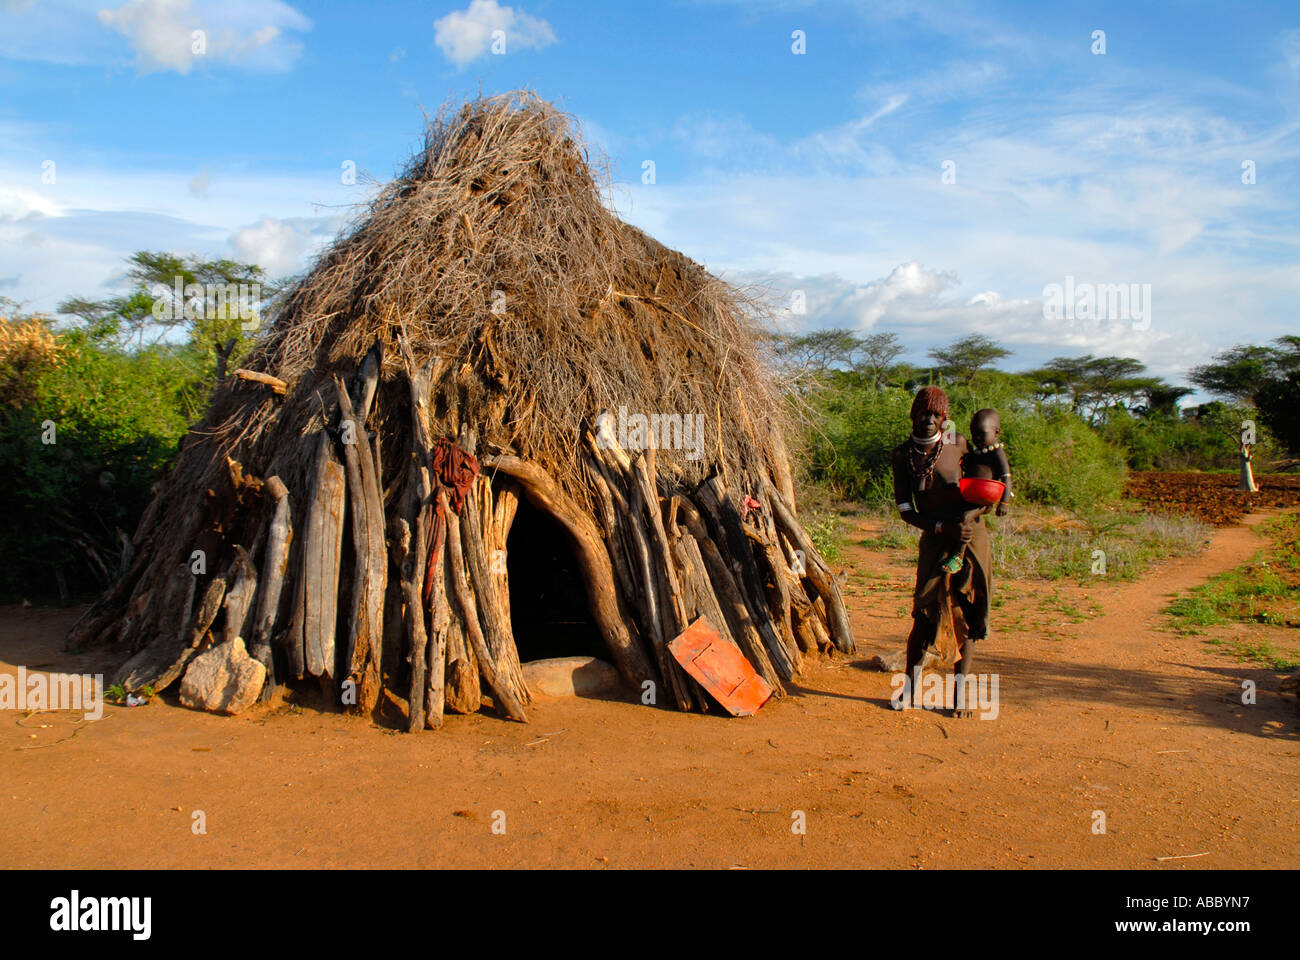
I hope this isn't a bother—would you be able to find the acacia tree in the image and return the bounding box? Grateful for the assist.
[770,328,908,392]
[771,328,864,378]
[928,333,1010,386]
[1190,336,1300,455]
[857,332,905,391]
[59,250,283,381]
[1033,355,1183,424]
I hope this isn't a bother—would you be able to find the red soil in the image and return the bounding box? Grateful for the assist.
[1,512,1296,868]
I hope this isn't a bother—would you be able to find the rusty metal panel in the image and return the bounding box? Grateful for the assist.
[668,617,774,717]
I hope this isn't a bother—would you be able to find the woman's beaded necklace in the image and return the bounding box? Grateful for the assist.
[906,433,943,484]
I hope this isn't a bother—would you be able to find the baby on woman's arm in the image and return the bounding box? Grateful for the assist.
[964,408,1013,516]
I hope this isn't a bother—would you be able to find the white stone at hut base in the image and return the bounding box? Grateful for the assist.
[521,656,622,699]
[179,636,266,715]
[869,648,938,673]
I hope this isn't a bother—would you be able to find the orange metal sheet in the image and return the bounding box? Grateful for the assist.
[668,617,774,716]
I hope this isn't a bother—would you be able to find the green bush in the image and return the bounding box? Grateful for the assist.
[802,374,911,502]
[805,511,844,564]
[0,252,273,602]
[1099,402,1282,470]
[803,374,1126,513]
[999,404,1126,513]
[0,329,195,600]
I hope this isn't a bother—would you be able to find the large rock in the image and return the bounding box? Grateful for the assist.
[521,656,623,699]
[867,648,937,673]
[179,637,266,715]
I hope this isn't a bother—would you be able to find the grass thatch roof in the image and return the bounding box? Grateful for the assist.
[187,90,788,506]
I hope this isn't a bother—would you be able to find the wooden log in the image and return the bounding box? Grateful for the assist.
[64,519,161,650]
[118,569,219,693]
[768,429,797,515]
[233,369,287,395]
[455,426,526,704]
[622,463,684,708]
[392,408,434,731]
[356,347,381,426]
[751,498,803,674]
[460,482,530,707]
[131,485,166,549]
[798,576,834,654]
[764,480,854,654]
[632,453,704,711]
[441,489,528,722]
[585,429,690,707]
[249,476,291,683]
[380,567,404,691]
[335,374,387,712]
[394,501,429,732]
[442,563,481,715]
[113,562,197,691]
[81,501,204,654]
[674,498,784,690]
[481,453,655,689]
[694,479,795,679]
[585,458,638,601]
[486,478,517,652]
[492,481,520,546]
[288,434,347,680]
[222,545,258,648]
[114,587,154,657]
[436,480,476,720]
[424,510,448,729]
[792,600,826,655]
[585,439,649,613]
[773,528,822,655]
[152,572,227,691]
[634,455,687,632]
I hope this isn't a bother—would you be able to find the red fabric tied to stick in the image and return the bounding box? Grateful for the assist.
[423,437,482,605]
[431,436,480,513]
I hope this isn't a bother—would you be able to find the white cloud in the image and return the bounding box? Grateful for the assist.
[229,215,329,276]
[0,152,360,312]
[433,0,555,68]
[0,187,63,221]
[189,168,211,198]
[95,0,310,74]
[858,60,1004,107]
[735,263,1204,381]
[670,113,780,163]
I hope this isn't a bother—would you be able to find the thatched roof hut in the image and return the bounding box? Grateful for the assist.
[67,92,854,727]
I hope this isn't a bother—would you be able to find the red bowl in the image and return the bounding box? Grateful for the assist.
[960,477,1006,506]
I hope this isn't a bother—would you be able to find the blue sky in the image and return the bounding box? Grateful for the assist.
[2,0,1298,392]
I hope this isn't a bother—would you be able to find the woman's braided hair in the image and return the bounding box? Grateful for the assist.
[910,385,950,422]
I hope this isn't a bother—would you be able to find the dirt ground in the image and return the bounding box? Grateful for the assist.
[2,511,1297,869]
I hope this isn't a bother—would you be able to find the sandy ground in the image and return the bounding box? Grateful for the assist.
[1,511,1296,869]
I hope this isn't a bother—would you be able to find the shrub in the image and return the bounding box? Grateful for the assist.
[0,325,194,600]
[802,374,1126,512]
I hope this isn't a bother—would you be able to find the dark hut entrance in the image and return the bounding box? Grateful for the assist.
[505,498,606,662]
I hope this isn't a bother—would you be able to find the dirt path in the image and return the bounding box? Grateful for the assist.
[1,513,1296,869]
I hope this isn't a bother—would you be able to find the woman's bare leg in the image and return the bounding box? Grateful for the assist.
[904,615,937,707]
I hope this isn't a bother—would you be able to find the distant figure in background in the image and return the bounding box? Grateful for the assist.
[1238,442,1259,492]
